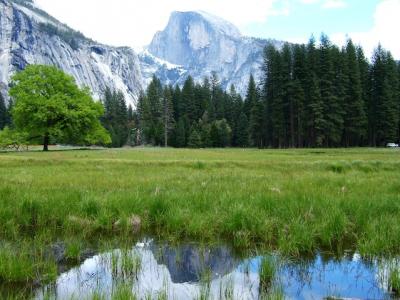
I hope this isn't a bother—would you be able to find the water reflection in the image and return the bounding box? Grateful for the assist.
[33,240,398,299]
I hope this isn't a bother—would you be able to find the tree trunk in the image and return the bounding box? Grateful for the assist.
[43,133,49,151]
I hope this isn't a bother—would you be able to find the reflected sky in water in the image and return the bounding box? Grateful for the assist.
[32,240,397,299]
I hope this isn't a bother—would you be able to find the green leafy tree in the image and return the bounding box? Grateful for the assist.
[0,127,29,151]
[10,65,110,151]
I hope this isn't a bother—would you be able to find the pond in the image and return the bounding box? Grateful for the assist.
[9,239,400,299]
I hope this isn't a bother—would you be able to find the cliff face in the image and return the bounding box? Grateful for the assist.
[146,11,283,94]
[0,0,143,106]
[0,2,285,106]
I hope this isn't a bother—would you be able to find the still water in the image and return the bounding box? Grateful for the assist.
[30,239,399,299]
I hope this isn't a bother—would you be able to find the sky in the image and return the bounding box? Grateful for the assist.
[33,0,400,59]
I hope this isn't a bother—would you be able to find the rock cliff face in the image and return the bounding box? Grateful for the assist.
[0,2,284,106]
[145,11,283,94]
[0,0,143,106]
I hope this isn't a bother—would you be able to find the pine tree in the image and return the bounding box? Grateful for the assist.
[343,39,367,146]
[101,88,129,147]
[162,86,174,147]
[398,61,400,141]
[116,90,129,146]
[181,76,197,124]
[188,127,202,148]
[230,86,244,146]
[370,45,399,145]
[262,44,275,147]
[244,75,257,119]
[172,85,182,121]
[356,46,371,145]
[333,47,349,144]
[264,45,285,147]
[307,74,325,147]
[249,97,264,147]
[210,73,225,120]
[136,91,148,145]
[318,34,343,147]
[292,44,308,146]
[126,104,137,146]
[236,112,249,147]
[145,76,164,145]
[132,39,396,149]
[290,79,305,147]
[199,112,211,147]
[175,118,186,148]
[281,43,294,147]
[210,119,231,147]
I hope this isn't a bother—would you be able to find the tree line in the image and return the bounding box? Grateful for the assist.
[261,35,400,148]
[136,75,245,148]
[136,35,400,148]
[1,34,399,149]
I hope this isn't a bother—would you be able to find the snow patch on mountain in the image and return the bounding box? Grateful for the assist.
[139,50,187,88]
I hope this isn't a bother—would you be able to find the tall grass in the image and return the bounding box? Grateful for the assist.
[389,268,400,295]
[259,257,277,295]
[0,243,57,284]
[0,147,399,284]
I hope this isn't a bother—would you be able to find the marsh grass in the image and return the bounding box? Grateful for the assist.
[260,288,284,300]
[111,283,137,300]
[109,249,141,282]
[389,268,400,295]
[259,257,277,295]
[1,148,400,284]
[0,242,57,284]
[218,276,234,300]
[198,267,212,300]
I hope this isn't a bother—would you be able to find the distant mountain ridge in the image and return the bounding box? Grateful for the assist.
[0,2,284,106]
[0,0,143,106]
[143,10,284,95]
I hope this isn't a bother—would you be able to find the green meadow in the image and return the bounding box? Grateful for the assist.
[0,147,400,285]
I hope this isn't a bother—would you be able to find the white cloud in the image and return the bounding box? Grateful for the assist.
[299,0,320,4]
[331,0,400,59]
[287,0,400,60]
[33,0,280,49]
[298,0,347,9]
[322,0,347,9]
